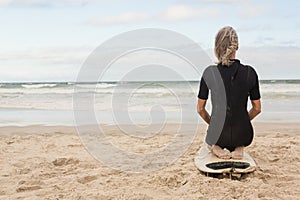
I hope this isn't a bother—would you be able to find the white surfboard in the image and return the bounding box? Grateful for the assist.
[194,144,256,174]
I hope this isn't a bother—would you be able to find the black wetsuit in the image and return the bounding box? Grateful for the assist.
[198,59,261,152]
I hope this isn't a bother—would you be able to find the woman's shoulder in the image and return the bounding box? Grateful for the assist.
[238,61,259,80]
[238,61,258,74]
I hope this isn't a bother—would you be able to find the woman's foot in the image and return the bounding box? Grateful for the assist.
[208,145,231,159]
[231,146,244,159]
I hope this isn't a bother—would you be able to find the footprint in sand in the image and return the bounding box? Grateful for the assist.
[77,175,98,184]
[16,185,42,193]
[52,158,80,166]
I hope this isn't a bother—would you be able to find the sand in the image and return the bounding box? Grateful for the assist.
[0,122,299,200]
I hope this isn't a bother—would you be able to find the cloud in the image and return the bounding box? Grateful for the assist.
[0,0,94,7]
[62,0,93,2]
[0,0,11,5]
[252,36,275,45]
[201,0,270,18]
[159,5,219,21]
[159,5,199,21]
[239,46,300,79]
[0,45,95,82]
[0,46,92,66]
[85,5,220,26]
[0,0,47,7]
[206,45,300,79]
[199,0,239,3]
[237,1,270,18]
[86,12,150,25]
[2,45,300,81]
[237,24,273,32]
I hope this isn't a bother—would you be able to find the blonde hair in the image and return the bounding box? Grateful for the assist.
[214,26,239,66]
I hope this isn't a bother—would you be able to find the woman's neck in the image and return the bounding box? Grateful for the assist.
[230,51,236,60]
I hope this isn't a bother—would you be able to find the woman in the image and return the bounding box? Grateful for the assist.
[197,26,261,159]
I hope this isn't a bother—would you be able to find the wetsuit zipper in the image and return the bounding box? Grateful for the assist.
[229,65,238,150]
[230,76,233,150]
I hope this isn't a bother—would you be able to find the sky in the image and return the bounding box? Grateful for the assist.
[0,0,299,82]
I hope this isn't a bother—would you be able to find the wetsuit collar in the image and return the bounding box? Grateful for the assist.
[218,59,240,67]
[229,59,240,64]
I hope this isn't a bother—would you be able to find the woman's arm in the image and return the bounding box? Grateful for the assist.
[197,99,210,124]
[248,99,261,120]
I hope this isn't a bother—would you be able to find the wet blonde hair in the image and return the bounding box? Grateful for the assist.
[214,26,239,66]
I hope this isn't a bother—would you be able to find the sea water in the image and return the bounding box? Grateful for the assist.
[0,80,299,126]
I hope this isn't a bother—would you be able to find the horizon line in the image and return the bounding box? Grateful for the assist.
[1,79,300,84]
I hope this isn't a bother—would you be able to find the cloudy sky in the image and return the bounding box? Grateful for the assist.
[0,0,299,82]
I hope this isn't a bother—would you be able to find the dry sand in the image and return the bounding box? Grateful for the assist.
[0,122,299,200]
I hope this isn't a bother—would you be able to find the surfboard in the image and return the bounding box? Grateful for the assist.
[194,144,256,174]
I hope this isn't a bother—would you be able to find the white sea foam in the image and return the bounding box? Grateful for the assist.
[260,84,300,93]
[0,88,74,94]
[0,81,299,126]
[96,83,117,88]
[21,83,57,89]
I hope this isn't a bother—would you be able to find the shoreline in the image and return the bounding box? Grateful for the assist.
[0,122,299,136]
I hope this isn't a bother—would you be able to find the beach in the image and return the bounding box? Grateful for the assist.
[1,122,299,200]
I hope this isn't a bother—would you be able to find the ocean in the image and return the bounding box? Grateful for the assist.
[0,80,299,126]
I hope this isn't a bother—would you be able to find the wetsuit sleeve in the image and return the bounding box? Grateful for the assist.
[198,77,209,100]
[249,69,261,100]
